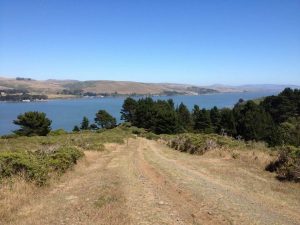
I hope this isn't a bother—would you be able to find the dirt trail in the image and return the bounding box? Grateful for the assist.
[6,138,300,225]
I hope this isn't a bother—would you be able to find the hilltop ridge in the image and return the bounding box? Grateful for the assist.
[1,76,298,99]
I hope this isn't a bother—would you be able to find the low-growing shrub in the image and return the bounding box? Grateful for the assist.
[0,127,133,185]
[166,133,242,155]
[1,134,18,139]
[0,151,48,185]
[46,147,83,173]
[120,122,132,128]
[0,147,83,185]
[141,132,160,140]
[131,127,143,135]
[49,129,68,136]
[266,146,300,182]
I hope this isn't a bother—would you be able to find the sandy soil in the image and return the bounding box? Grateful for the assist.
[4,138,300,225]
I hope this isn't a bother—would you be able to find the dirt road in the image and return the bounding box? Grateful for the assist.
[7,138,300,225]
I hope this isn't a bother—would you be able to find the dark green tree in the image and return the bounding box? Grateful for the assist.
[120,97,137,123]
[80,116,90,130]
[233,101,275,141]
[167,99,175,109]
[219,108,236,136]
[176,102,191,131]
[90,123,98,130]
[261,88,300,124]
[153,100,179,134]
[210,106,221,132]
[95,110,116,129]
[13,111,52,136]
[73,125,80,132]
[192,105,212,133]
[278,117,300,147]
[128,97,179,134]
[133,97,156,129]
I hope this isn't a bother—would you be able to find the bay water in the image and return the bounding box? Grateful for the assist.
[0,91,278,135]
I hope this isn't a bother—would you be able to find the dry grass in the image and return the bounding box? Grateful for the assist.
[0,127,133,153]
[0,146,130,225]
[0,128,133,224]
[202,146,277,169]
[1,134,300,225]
[165,133,278,170]
[0,177,38,222]
[0,77,200,95]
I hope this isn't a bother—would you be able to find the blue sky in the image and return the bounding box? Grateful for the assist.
[0,0,299,85]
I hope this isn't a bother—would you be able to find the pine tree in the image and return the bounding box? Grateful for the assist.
[13,111,52,136]
[120,97,137,123]
[210,106,221,132]
[176,102,191,131]
[219,108,236,136]
[80,116,90,130]
[73,125,80,132]
[192,105,212,133]
[95,110,116,129]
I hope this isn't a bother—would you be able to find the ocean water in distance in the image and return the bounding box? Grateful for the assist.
[0,91,278,135]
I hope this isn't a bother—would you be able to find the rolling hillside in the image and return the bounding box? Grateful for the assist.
[0,77,218,97]
[1,76,298,99]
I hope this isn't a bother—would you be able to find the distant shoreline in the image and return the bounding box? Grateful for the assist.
[0,90,278,103]
[2,76,295,101]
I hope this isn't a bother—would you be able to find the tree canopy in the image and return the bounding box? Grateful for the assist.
[80,116,90,130]
[120,88,300,147]
[95,110,117,129]
[13,111,52,136]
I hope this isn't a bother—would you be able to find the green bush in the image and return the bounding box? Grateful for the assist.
[0,127,133,185]
[131,127,143,135]
[266,146,300,182]
[0,147,83,185]
[166,133,245,155]
[120,122,132,128]
[142,132,160,140]
[1,134,18,139]
[0,151,48,185]
[125,125,159,140]
[46,147,83,173]
[49,129,68,136]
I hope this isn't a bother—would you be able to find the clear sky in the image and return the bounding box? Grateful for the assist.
[0,0,299,85]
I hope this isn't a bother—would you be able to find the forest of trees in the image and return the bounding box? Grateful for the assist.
[0,94,48,102]
[0,89,47,102]
[8,88,299,148]
[121,88,300,147]
[73,110,117,132]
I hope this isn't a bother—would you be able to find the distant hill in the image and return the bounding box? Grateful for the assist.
[208,84,300,93]
[0,77,218,98]
[0,76,298,99]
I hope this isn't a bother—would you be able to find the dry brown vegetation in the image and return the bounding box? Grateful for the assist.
[1,133,300,225]
[0,77,217,96]
[0,177,38,221]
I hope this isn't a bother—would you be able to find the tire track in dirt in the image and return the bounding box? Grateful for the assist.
[9,145,130,225]
[114,138,185,225]
[6,138,300,225]
[140,138,300,225]
[133,138,231,225]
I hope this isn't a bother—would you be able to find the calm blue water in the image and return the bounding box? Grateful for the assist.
[0,91,278,135]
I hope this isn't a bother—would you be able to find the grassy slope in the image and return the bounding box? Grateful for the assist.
[1,127,299,224]
[0,127,134,221]
[2,136,300,225]
[0,127,133,153]
[0,127,134,185]
[0,77,218,96]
